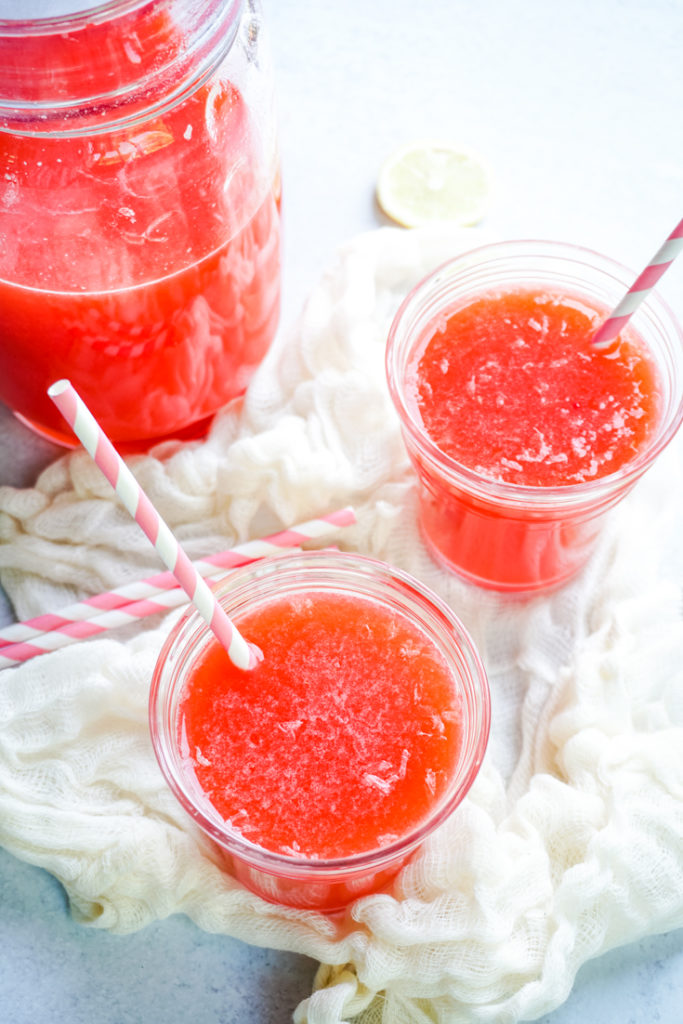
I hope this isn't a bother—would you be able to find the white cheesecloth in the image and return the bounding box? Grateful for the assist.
[0,224,682,1024]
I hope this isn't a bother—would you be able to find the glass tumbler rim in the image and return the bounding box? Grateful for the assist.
[385,237,683,513]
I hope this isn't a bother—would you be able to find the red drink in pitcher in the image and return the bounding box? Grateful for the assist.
[0,1,281,447]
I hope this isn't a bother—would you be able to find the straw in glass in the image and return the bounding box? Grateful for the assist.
[592,217,683,349]
[47,379,258,670]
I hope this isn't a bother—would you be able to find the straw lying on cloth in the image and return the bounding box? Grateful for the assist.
[0,507,355,667]
[1,224,683,1024]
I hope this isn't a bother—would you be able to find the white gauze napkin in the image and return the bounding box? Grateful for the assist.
[1,224,682,1024]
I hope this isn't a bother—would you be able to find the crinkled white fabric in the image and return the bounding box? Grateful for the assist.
[1,224,683,1024]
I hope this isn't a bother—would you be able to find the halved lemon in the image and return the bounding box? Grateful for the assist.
[376,141,491,228]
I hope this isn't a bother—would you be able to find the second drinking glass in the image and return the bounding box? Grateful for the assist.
[386,239,683,593]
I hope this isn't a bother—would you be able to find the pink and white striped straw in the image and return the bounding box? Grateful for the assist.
[0,507,355,669]
[48,379,258,671]
[592,217,683,350]
[0,508,355,648]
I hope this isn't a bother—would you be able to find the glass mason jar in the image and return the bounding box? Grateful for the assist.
[149,550,491,911]
[386,240,683,593]
[0,0,281,448]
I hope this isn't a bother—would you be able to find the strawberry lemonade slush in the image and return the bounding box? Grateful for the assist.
[386,241,683,592]
[149,551,490,910]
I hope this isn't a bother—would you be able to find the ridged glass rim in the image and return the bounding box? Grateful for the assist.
[0,0,155,32]
[149,549,491,880]
[0,0,244,132]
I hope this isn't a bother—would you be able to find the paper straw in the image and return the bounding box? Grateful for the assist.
[592,217,683,349]
[0,508,355,669]
[0,508,355,649]
[0,575,235,669]
[0,556,287,669]
[47,379,257,671]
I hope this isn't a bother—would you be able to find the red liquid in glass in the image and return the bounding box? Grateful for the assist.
[179,590,462,861]
[408,288,661,590]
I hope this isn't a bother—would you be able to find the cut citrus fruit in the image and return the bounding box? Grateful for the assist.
[376,141,491,228]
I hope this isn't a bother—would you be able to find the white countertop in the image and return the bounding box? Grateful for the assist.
[1,0,683,1021]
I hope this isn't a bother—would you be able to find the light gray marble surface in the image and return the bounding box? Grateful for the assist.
[2,0,683,1021]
